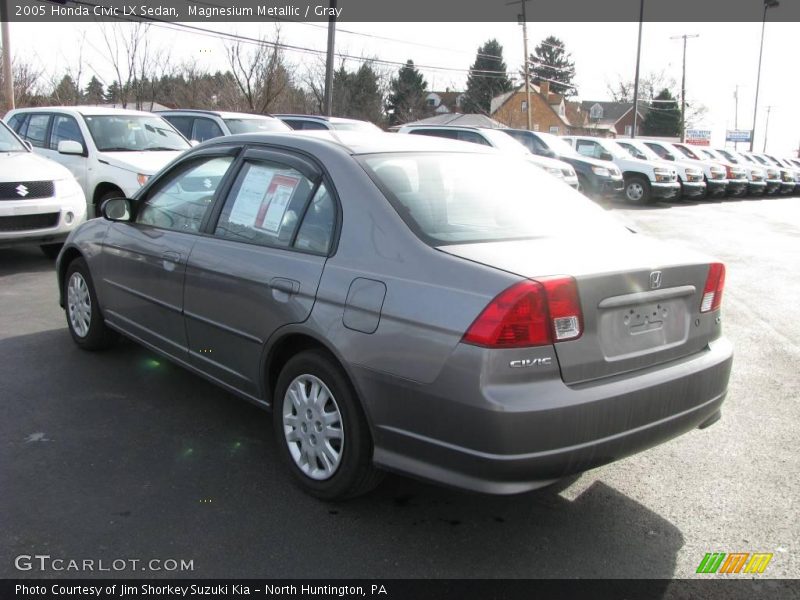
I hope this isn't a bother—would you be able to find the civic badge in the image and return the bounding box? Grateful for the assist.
[649,271,663,289]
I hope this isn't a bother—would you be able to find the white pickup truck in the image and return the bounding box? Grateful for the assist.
[562,136,680,204]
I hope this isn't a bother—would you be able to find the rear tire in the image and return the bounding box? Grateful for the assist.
[624,175,651,204]
[273,349,383,500]
[64,257,117,350]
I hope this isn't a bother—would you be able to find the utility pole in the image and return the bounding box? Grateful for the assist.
[1,0,13,112]
[751,0,780,151]
[322,0,337,117]
[631,0,644,139]
[762,105,773,152]
[508,0,533,130]
[670,34,699,143]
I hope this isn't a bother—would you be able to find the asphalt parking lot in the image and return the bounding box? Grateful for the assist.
[2,194,799,582]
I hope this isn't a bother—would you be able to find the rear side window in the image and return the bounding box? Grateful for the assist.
[294,184,335,254]
[457,131,491,146]
[50,115,85,150]
[408,129,458,140]
[24,114,51,148]
[214,160,316,249]
[163,116,193,139]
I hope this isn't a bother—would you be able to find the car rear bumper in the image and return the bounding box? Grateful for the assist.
[651,181,681,199]
[363,337,733,494]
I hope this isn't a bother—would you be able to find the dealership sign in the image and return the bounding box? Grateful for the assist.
[726,129,752,143]
[685,129,712,146]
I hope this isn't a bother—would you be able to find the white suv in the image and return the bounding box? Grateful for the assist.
[0,119,86,257]
[5,106,191,216]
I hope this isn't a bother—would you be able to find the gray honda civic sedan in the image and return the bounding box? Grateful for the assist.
[56,132,733,499]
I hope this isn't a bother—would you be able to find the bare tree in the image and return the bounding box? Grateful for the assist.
[101,22,151,108]
[0,56,45,107]
[225,27,290,114]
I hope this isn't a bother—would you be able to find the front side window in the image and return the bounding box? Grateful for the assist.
[192,118,224,142]
[361,152,626,245]
[84,115,190,152]
[50,115,85,150]
[575,139,599,158]
[137,156,234,232]
[214,160,316,249]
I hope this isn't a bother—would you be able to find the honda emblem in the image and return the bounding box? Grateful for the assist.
[649,271,663,289]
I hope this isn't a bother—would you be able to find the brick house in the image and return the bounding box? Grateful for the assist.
[580,101,651,136]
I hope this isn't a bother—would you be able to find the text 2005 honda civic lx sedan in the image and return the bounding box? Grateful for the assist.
[56,132,733,499]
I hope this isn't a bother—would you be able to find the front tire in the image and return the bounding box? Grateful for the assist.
[624,175,651,204]
[64,257,117,350]
[273,350,382,500]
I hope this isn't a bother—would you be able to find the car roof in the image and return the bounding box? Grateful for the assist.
[200,130,497,156]
[274,114,374,125]
[10,105,157,117]
[157,109,279,119]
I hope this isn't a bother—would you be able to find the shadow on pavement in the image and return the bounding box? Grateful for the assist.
[3,328,683,583]
[0,247,56,276]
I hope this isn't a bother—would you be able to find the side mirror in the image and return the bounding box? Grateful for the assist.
[600,151,613,161]
[58,140,84,155]
[100,197,132,222]
[664,154,675,161]
[544,149,557,159]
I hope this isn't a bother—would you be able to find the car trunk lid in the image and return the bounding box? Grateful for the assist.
[441,234,717,384]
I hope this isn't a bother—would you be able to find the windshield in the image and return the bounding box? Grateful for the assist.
[701,149,722,161]
[751,154,768,165]
[330,121,382,133]
[224,118,291,134]
[673,144,701,160]
[618,141,661,161]
[84,115,190,152]
[0,120,27,152]
[482,130,532,156]
[360,152,625,245]
[716,149,740,164]
[536,132,579,157]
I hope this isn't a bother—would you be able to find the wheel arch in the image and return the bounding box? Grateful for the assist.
[260,328,377,436]
[57,246,85,307]
[92,182,126,207]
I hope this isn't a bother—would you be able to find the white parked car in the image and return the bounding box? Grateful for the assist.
[397,125,580,189]
[617,139,706,199]
[0,119,86,257]
[5,106,191,216]
[668,142,730,198]
[156,109,291,142]
[561,136,680,204]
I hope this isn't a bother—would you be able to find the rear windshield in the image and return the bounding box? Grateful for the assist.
[359,152,626,245]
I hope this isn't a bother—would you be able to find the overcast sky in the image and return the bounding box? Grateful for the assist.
[9,20,799,155]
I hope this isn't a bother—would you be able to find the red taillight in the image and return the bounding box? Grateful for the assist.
[725,164,735,179]
[463,277,583,348]
[700,263,726,313]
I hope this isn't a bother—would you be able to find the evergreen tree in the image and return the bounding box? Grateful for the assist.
[642,88,681,136]
[104,81,121,104]
[386,60,428,127]
[461,39,512,114]
[51,75,80,105]
[527,36,577,97]
[83,76,105,104]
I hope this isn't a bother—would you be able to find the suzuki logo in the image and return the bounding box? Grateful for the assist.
[203,178,212,189]
[649,271,663,289]
[16,184,29,197]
